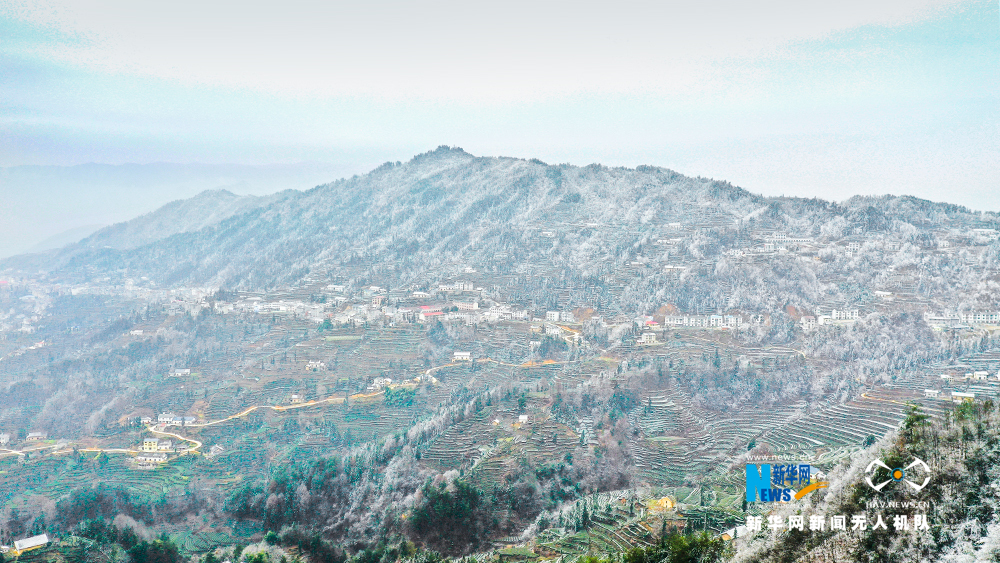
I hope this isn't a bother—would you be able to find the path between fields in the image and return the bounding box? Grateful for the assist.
[0,356,587,462]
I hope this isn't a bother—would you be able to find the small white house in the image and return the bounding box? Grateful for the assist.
[25,432,46,441]
[368,377,392,390]
[136,452,168,463]
[13,533,49,553]
[973,371,989,381]
[156,440,173,451]
[518,414,529,424]
[640,332,657,345]
[454,351,472,361]
[924,389,940,399]
[545,311,561,322]
[951,391,975,403]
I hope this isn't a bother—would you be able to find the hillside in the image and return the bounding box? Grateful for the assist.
[0,148,999,562]
[79,189,284,251]
[5,146,999,313]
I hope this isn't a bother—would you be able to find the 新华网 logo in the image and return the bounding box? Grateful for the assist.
[746,463,829,502]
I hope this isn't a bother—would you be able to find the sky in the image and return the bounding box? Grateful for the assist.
[0,0,998,255]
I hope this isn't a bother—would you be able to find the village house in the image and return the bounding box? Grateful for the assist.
[830,309,860,321]
[12,534,49,555]
[290,394,304,404]
[639,332,657,345]
[25,432,47,441]
[0,433,9,445]
[171,368,191,376]
[368,377,392,391]
[960,312,1000,325]
[142,438,159,452]
[801,316,817,331]
[162,415,195,427]
[136,452,168,464]
[951,391,975,403]
[924,389,941,399]
[454,351,472,361]
[455,301,479,311]
[545,311,560,322]
[158,413,175,424]
[156,440,173,451]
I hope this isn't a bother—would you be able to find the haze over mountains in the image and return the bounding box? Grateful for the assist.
[0,161,355,259]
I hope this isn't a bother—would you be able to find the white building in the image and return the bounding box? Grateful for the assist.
[960,312,1000,325]
[951,391,975,403]
[831,309,860,321]
[640,332,657,345]
[454,351,472,361]
[545,311,561,322]
[13,534,49,553]
[136,452,168,463]
[924,389,940,399]
[368,377,392,390]
[801,316,817,331]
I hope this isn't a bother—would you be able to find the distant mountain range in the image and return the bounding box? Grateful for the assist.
[3,146,997,314]
[0,161,353,259]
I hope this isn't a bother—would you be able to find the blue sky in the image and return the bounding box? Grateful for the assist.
[1,0,998,211]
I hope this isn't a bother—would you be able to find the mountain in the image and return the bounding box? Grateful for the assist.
[0,161,352,259]
[4,146,997,315]
[79,189,284,251]
[26,224,105,253]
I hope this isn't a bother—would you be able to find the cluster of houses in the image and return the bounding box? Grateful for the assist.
[924,311,1000,329]
[925,369,1000,403]
[800,309,862,331]
[939,370,999,382]
[0,432,48,445]
[924,389,977,403]
[153,413,196,427]
[142,437,174,452]
[1,533,49,556]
